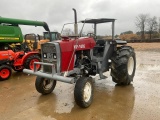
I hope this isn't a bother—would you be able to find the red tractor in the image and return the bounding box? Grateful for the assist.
[0,17,52,80]
[23,9,136,108]
[0,49,41,80]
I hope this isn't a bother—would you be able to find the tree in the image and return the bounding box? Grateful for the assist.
[62,28,74,36]
[115,34,119,39]
[120,31,133,35]
[135,14,149,39]
[147,16,158,39]
[158,17,160,38]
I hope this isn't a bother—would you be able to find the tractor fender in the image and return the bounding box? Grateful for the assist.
[21,52,40,64]
[115,40,127,45]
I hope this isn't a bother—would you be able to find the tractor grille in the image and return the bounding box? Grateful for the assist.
[42,44,56,53]
[41,43,58,73]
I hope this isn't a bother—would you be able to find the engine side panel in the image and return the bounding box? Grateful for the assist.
[58,37,96,72]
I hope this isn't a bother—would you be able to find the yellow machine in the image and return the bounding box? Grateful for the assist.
[24,32,61,52]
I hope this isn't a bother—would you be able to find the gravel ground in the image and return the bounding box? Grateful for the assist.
[0,43,160,120]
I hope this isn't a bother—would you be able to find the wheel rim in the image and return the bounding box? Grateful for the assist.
[43,79,54,90]
[128,56,134,75]
[0,69,10,79]
[29,59,40,70]
[83,82,92,102]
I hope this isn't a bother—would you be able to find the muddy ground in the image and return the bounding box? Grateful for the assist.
[0,43,160,120]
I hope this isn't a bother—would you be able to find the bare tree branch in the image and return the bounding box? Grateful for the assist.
[135,14,149,39]
[147,16,158,39]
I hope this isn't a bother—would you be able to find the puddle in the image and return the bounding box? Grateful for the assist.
[137,64,160,71]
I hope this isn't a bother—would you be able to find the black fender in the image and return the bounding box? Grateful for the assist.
[115,40,127,45]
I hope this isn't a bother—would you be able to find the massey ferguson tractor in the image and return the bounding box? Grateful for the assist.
[23,9,136,108]
[0,17,55,80]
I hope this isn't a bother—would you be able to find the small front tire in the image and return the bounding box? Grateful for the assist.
[74,77,94,108]
[35,76,57,95]
[0,65,12,81]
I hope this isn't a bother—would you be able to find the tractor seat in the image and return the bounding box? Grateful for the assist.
[96,40,106,46]
[94,39,106,49]
[93,40,106,57]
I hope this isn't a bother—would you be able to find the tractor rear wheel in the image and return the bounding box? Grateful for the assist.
[111,46,136,85]
[0,65,12,81]
[24,55,41,70]
[74,77,94,108]
[35,76,57,95]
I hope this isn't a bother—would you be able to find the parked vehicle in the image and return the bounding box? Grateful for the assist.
[0,17,51,80]
[23,9,136,108]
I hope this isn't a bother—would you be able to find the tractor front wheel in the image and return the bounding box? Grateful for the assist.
[0,65,12,81]
[111,46,136,85]
[24,55,41,70]
[74,77,94,108]
[35,76,57,95]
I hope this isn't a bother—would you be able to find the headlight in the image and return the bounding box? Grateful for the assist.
[43,53,47,58]
[53,53,57,59]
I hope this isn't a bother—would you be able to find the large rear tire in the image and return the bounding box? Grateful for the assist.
[0,65,12,81]
[74,77,94,108]
[111,46,136,85]
[35,76,57,95]
[24,55,41,70]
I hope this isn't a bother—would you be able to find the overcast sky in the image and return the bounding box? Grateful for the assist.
[0,0,160,35]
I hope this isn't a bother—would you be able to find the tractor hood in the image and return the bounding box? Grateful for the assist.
[57,37,96,52]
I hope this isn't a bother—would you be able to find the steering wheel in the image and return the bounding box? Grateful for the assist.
[87,33,97,39]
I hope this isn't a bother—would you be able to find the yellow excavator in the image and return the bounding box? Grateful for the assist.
[24,31,61,53]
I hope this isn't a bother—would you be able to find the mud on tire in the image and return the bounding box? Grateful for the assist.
[24,55,41,70]
[35,76,57,95]
[111,46,136,85]
[74,77,94,108]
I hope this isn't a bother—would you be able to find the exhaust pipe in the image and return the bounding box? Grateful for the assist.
[72,8,78,36]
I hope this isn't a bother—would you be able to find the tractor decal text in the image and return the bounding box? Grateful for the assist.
[1,54,9,56]
[74,44,85,49]
[0,37,19,40]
